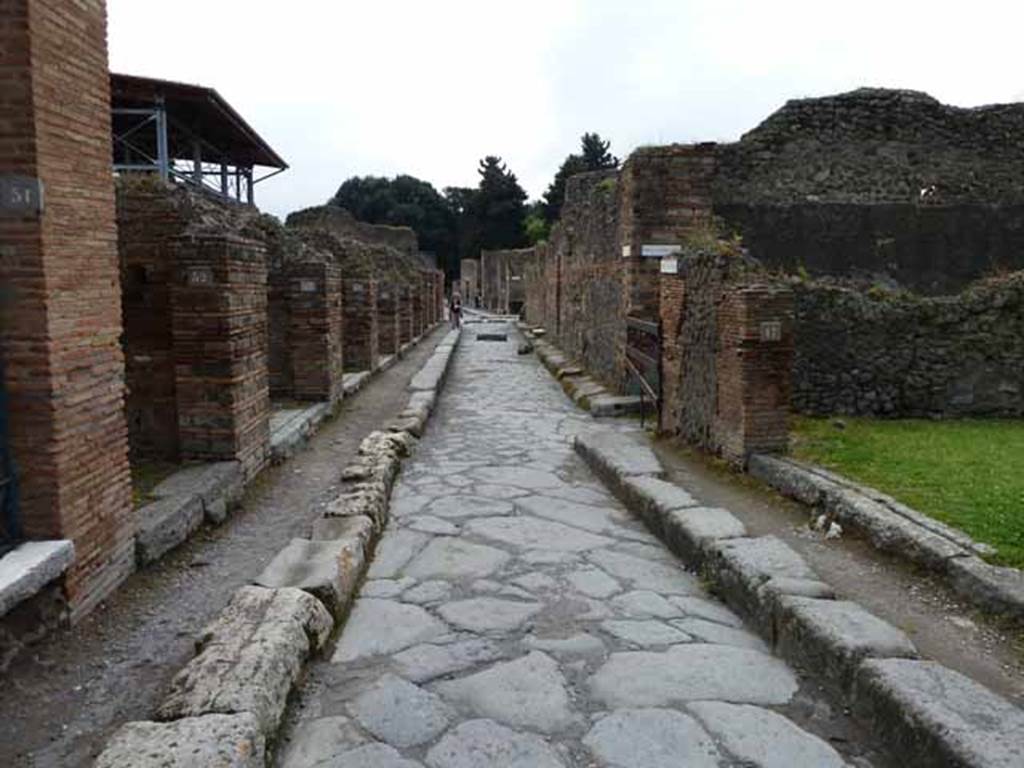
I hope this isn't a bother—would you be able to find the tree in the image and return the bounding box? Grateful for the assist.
[524,200,550,244]
[542,132,619,223]
[474,156,528,251]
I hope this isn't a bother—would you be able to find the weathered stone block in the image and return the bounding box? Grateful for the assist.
[254,538,365,618]
[95,713,265,768]
[853,658,1024,767]
[157,586,332,734]
[310,515,374,548]
[662,507,747,566]
[776,596,918,691]
[134,494,204,566]
[704,536,818,632]
[573,432,664,495]
[947,556,1024,623]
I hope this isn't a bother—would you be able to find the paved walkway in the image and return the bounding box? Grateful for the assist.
[275,322,878,767]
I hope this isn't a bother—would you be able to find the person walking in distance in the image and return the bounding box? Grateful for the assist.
[450,292,463,328]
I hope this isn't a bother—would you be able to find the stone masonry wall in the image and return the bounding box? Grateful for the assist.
[714,89,1024,293]
[287,262,344,402]
[659,247,793,465]
[619,145,719,322]
[170,234,270,481]
[792,272,1024,417]
[459,259,479,307]
[343,279,378,372]
[377,283,399,357]
[0,0,135,618]
[479,250,509,313]
[549,170,626,391]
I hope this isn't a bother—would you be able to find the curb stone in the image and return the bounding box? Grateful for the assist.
[93,327,461,767]
[156,586,332,734]
[574,428,1024,767]
[750,453,1024,623]
[94,713,264,768]
[523,330,641,418]
[853,658,1024,767]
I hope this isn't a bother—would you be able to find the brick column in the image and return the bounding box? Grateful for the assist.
[171,234,270,481]
[377,283,399,357]
[342,278,378,371]
[714,285,794,465]
[399,285,414,347]
[0,0,134,619]
[287,261,343,402]
[658,272,686,434]
[619,145,718,322]
[411,279,424,338]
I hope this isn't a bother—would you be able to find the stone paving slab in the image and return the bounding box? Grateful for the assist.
[273,321,884,768]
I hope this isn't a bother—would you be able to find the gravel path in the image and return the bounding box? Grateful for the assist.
[274,322,883,767]
[0,330,446,768]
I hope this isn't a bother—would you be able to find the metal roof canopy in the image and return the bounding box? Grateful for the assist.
[111,73,287,205]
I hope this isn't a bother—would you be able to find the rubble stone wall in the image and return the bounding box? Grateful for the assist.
[714,89,1024,293]
[792,273,1024,417]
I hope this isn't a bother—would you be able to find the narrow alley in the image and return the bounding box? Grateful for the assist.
[272,321,881,767]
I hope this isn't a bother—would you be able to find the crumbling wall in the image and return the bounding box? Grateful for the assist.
[659,246,793,464]
[792,273,1024,417]
[479,250,509,313]
[548,170,626,390]
[714,89,1024,293]
[286,205,419,256]
[459,259,480,307]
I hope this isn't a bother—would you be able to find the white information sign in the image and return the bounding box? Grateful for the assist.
[660,258,679,275]
[641,244,682,258]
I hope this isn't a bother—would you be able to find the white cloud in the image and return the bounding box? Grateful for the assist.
[108,0,1024,218]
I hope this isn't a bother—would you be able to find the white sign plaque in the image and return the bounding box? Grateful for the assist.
[187,267,213,285]
[621,245,632,258]
[641,244,682,258]
[660,258,679,275]
[759,321,783,342]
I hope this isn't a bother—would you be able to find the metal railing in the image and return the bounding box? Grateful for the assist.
[625,315,662,428]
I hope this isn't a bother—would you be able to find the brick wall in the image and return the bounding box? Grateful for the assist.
[170,234,270,480]
[459,259,479,307]
[0,0,134,619]
[658,247,792,465]
[377,283,399,357]
[619,144,718,322]
[479,250,508,312]
[287,261,343,402]
[343,279,378,371]
[399,285,414,346]
[117,183,190,460]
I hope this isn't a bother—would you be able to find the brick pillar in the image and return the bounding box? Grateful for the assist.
[343,278,378,371]
[399,285,413,347]
[377,283,399,357]
[171,234,270,481]
[658,272,686,434]
[0,0,134,619]
[287,261,343,402]
[619,145,718,322]
[411,279,424,338]
[714,285,794,466]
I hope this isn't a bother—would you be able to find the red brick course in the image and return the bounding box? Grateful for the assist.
[0,0,134,619]
[170,234,270,481]
[343,278,378,371]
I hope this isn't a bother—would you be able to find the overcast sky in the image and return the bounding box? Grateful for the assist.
[108,0,1024,219]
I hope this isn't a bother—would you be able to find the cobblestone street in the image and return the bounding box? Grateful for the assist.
[274,321,879,767]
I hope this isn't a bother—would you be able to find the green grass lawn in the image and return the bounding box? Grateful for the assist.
[790,417,1024,568]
